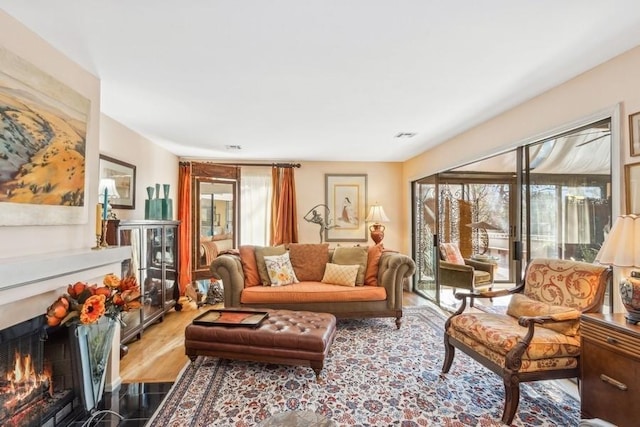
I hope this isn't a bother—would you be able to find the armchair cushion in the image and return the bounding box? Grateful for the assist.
[439,243,465,265]
[506,294,581,336]
[448,314,580,372]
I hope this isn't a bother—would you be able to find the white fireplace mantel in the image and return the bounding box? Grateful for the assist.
[0,246,131,330]
[0,246,131,393]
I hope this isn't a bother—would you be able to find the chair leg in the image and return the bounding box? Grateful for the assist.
[442,334,456,373]
[502,374,520,425]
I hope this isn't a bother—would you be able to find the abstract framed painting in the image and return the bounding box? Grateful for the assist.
[324,173,368,242]
[0,46,90,225]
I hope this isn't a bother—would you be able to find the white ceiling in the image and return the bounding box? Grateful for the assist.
[2,1,640,162]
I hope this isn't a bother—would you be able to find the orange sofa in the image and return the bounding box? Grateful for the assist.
[210,244,415,328]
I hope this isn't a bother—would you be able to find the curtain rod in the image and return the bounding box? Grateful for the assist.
[182,161,301,168]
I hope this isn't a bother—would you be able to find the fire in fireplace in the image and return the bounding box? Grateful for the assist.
[0,316,85,427]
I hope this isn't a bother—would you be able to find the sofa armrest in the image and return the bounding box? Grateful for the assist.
[378,252,416,310]
[210,254,244,307]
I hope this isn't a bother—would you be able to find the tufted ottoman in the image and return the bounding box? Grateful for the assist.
[185,309,336,377]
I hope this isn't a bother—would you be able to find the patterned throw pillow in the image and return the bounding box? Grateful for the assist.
[332,246,368,285]
[506,293,581,336]
[263,252,299,286]
[321,263,359,287]
[439,243,465,265]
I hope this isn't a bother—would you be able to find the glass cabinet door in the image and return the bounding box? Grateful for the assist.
[142,226,165,323]
[163,225,178,309]
[118,227,143,341]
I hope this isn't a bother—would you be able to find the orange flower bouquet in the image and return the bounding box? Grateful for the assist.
[45,273,142,327]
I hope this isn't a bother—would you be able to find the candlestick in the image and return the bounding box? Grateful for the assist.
[100,219,109,248]
[95,203,102,235]
[102,188,108,220]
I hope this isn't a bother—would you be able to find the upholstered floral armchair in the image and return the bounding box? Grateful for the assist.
[442,258,611,425]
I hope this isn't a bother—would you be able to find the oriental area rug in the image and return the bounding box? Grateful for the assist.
[148,306,580,427]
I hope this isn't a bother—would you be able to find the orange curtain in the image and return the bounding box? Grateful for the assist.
[270,168,280,244]
[271,167,298,245]
[177,162,192,294]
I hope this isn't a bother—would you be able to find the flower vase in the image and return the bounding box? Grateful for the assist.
[72,316,117,411]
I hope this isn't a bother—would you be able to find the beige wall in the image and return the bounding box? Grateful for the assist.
[295,161,403,250]
[402,45,640,311]
[0,10,101,258]
[100,114,179,221]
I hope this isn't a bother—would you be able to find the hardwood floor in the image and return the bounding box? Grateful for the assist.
[119,292,433,383]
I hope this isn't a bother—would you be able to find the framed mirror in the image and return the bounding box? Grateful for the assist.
[191,163,240,280]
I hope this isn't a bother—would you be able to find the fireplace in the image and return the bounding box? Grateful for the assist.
[0,247,131,426]
[0,316,84,427]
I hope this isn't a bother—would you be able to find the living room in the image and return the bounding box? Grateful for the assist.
[1,3,640,426]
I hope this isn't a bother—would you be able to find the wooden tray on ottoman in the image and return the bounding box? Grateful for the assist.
[185,309,336,377]
[192,309,269,327]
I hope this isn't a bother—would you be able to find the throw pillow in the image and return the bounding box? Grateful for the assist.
[364,244,384,286]
[332,246,368,285]
[288,243,329,281]
[321,263,359,287]
[506,293,581,336]
[255,245,287,285]
[439,243,465,265]
[263,252,299,286]
[238,245,261,287]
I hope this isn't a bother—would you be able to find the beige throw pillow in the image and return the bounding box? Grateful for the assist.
[321,263,359,287]
[332,246,368,285]
[506,293,581,336]
[255,245,287,286]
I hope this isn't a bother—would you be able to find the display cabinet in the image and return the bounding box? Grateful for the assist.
[116,220,179,343]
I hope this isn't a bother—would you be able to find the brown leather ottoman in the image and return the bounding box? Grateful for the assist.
[185,309,336,377]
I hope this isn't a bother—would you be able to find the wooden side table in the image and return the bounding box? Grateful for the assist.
[580,313,640,427]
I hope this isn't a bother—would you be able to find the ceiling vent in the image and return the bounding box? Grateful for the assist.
[395,132,416,139]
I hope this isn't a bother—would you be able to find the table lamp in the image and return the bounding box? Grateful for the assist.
[99,178,120,219]
[366,204,390,245]
[595,214,640,324]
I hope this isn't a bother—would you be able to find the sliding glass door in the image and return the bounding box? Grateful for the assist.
[413,175,438,303]
[412,118,612,309]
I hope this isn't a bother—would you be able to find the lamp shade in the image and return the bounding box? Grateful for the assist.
[98,178,120,199]
[595,214,640,267]
[366,205,390,223]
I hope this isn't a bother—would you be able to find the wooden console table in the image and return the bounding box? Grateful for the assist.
[580,313,639,427]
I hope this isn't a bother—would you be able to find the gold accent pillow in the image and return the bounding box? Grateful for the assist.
[321,263,359,287]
